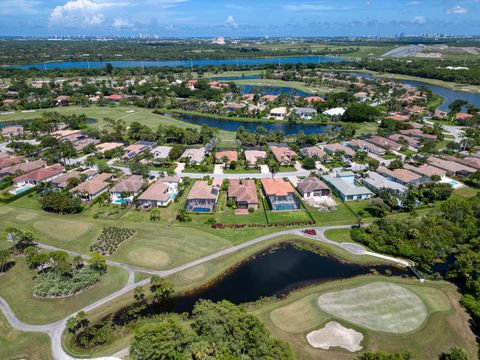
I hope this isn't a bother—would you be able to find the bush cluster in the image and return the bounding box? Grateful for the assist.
[302,229,317,236]
[211,220,315,229]
[33,266,101,298]
[90,226,136,255]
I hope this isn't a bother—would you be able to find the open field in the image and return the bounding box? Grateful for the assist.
[0,312,53,360]
[0,257,128,324]
[254,276,478,360]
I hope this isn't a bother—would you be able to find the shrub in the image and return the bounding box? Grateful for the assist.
[90,227,136,256]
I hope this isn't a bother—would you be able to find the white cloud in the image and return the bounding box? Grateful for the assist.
[49,0,127,27]
[283,2,350,11]
[413,15,426,24]
[113,17,134,30]
[447,5,467,14]
[225,15,238,28]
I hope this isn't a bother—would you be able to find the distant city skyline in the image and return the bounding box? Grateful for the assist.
[0,0,479,37]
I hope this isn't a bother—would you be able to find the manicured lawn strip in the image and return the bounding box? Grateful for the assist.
[323,228,352,243]
[8,192,43,211]
[65,235,395,357]
[0,312,53,360]
[267,209,311,223]
[0,257,128,324]
[251,276,478,360]
[223,167,261,174]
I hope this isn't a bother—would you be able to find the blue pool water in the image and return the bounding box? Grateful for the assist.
[112,198,130,204]
[448,180,461,187]
[192,207,212,213]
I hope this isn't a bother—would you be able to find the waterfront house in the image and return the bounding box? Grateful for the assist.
[185,180,220,213]
[109,175,144,204]
[322,171,373,201]
[215,150,238,164]
[269,107,288,120]
[227,179,259,210]
[69,173,113,202]
[269,144,297,164]
[295,107,317,120]
[137,177,180,209]
[362,171,407,195]
[297,177,331,199]
[261,178,299,211]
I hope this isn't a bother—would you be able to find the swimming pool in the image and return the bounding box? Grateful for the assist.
[448,180,461,187]
[112,198,130,205]
[9,184,34,195]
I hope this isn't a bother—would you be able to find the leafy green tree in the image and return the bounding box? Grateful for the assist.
[0,249,12,273]
[40,191,83,214]
[88,252,107,273]
[301,156,316,170]
[130,316,195,360]
[440,347,469,360]
[149,275,174,303]
[149,208,161,221]
[343,103,380,123]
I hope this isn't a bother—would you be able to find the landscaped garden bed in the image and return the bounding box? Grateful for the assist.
[90,226,136,255]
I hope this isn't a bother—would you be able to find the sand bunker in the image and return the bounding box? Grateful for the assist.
[306,321,363,352]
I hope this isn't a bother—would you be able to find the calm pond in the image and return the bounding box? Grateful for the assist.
[153,244,406,314]
[8,56,347,70]
[174,113,336,135]
[348,72,480,112]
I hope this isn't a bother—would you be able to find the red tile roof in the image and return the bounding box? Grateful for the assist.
[261,178,294,197]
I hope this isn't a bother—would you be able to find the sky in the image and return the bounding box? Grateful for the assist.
[0,0,479,37]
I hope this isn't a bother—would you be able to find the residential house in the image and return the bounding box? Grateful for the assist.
[404,163,446,179]
[0,159,46,179]
[69,173,113,201]
[269,145,297,164]
[362,171,407,195]
[322,143,355,158]
[181,147,206,164]
[244,150,267,167]
[322,171,373,201]
[300,146,327,159]
[215,150,238,164]
[2,125,24,138]
[227,179,259,210]
[269,107,288,120]
[261,178,299,211]
[123,141,155,159]
[0,155,25,170]
[96,142,124,153]
[55,95,70,106]
[185,180,220,213]
[295,107,317,120]
[388,134,420,148]
[399,129,437,141]
[346,139,385,155]
[50,170,81,189]
[322,107,345,118]
[137,178,178,209]
[427,156,476,177]
[304,96,325,103]
[297,177,331,199]
[151,146,172,159]
[364,136,402,151]
[52,129,82,140]
[376,166,427,186]
[11,164,64,194]
[455,112,473,121]
[109,175,144,203]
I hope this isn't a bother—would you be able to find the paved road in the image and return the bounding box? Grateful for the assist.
[0,224,412,360]
[112,164,313,180]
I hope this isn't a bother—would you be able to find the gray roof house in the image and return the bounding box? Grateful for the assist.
[362,171,407,194]
[322,171,373,201]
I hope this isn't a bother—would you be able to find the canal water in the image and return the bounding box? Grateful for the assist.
[7,56,347,70]
[348,72,480,112]
[174,113,336,135]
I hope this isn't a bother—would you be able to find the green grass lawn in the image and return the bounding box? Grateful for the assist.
[0,105,237,143]
[0,312,52,360]
[323,228,352,243]
[0,257,128,324]
[223,167,261,174]
[252,276,478,360]
[63,234,397,357]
